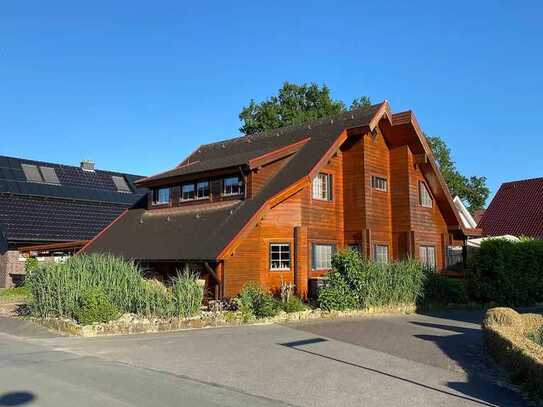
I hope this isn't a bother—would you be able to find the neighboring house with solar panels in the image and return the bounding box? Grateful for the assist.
[0,155,147,287]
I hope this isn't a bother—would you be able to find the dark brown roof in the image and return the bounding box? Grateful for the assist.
[478,177,543,238]
[83,103,386,260]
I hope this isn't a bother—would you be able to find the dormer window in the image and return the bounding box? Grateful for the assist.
[196,181,210,199]
[152,187,170,205]
[181,184,195,201]
[223,176,244,196]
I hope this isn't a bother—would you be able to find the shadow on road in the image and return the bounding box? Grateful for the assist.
[279,338,498,407]
[0,392,35,406]
[412,321,527,407]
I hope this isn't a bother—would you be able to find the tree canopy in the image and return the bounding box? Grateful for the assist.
[239,82,489,211]
[426,136,489,211]
[239,82,371,135]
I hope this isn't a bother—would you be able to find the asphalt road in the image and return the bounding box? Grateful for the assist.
[0,310,532,407]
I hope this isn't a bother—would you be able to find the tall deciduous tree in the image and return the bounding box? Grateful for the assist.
[239,82,371,135]
[239,82,489,211]
[426,136,489,211]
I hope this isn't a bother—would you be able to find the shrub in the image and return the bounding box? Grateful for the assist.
[236,282,280,320]
[421,273,469,305]
[280,295,307,313]
[172,272,203,318]
[24,257,39,274]
[71,287,120,325]
[27,254,203,321]
[466,238,543,306]
[318,250,425,310]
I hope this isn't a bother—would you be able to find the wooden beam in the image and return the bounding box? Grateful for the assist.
[414,153,428,166]
[19,240,90,253]
[204,262,219,282]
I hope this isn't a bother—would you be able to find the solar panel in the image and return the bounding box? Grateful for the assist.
[21,164,43,183]
[39,166,61,184]
[111,175,131,193]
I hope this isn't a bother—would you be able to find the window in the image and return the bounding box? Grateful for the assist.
[112,175,131,193]
[312,173,332,200]
[223,176,244,196]
[419,245,436,269]
[152,187,170,205]
[347,244,361,253]
[21,164,61,185]
[181,183,195,201]
[312,243,335,270]
[196,181,210,199]
[447,246,463,267]
[373,245,389,264]
[419,181,433,208]
[371,176,387,192]
[269,243,291,271]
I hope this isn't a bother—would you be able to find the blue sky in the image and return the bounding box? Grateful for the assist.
[1,1,542,201]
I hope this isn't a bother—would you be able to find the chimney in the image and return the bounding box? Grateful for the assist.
[80,160,95,172]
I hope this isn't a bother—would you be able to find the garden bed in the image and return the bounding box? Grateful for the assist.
[34,304,417,337]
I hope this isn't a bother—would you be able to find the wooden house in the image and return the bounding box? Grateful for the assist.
[82,102,480,298]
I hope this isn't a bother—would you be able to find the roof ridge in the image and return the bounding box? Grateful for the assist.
[501,176,543,186]
[0,154,144,178]
[196,102,385,152]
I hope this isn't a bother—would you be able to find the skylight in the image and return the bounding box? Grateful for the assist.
[112,175,132,193]
[21,164,61,185]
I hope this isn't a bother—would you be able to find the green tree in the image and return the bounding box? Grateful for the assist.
[239,82,488,211]
[426,136,489,211]
[239,82,371,135]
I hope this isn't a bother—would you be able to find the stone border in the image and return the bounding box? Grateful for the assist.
[482,307,543,402]
[34,304,417,337]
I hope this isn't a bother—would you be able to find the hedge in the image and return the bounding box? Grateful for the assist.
[482,308,543,401]
[467,239,543,306]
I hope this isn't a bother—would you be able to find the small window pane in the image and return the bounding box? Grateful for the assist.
[373,245,389,264]
[371,176,387,191]
[196,181,209,199]
[270,243,291,271]
[420,182,433,208]
[312,173,332,200]
[312,243,335,270]
[181,184,195,201]
[153,187,170,204]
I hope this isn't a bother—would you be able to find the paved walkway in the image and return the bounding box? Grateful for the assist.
[0,310,532,406]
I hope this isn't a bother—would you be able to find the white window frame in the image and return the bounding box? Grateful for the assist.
[152,187,170,205]
[371,176,387,192]
[419,181,433,208]
[196,181,210,199]
[420,245,437,269]
[181,183,196,201]
[373,244,389,264]
[312,173,332,201]
[312,243,335,270]
[269,243,291,271]
[223,176,244,196]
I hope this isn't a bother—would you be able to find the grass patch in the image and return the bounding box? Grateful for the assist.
[0,286,31,302]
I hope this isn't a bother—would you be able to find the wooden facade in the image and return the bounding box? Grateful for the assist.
[83,103,477,299]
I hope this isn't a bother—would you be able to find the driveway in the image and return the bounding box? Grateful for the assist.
[0,310,531,407]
